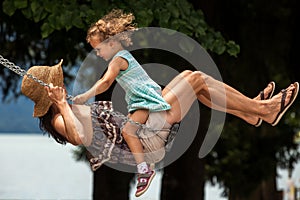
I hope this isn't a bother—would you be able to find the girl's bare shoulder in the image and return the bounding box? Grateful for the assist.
[110,56,128,71]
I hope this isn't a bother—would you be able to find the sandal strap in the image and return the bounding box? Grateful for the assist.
[137,181,147,187]
[136,172,153,188]
[280,89,287,112]
[138,173,152,178]
[260,90,264,100]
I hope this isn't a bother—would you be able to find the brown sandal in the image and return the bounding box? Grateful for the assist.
[255,81,275,127]
[271,82,299,126]
[135,170,156,197]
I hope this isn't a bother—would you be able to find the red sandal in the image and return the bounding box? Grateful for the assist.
[135,170,156,197]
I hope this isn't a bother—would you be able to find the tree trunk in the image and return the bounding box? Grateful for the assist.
[93,165,134,200]
[160,105,209,200]
[228,164,281,200]
[160,152,205,200]
[93,82,136,200]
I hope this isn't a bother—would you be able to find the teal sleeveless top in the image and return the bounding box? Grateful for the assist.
[114,50,171,113]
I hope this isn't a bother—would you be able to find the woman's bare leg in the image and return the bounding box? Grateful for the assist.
[191,71,296,124]
[163,70,297,125]
[197,81,275,125]
[162,71,198,124]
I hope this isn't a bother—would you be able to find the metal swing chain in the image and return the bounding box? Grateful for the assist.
[0,55,75,101]
[0,55,47,86]
[0,55,162,132]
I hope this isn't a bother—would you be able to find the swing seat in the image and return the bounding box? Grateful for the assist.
[137,112,180,164]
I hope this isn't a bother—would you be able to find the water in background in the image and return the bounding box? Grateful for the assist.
[1,134,299,200]
[0,134,230,200]
[0,96,41,133]
[0,134,92,199]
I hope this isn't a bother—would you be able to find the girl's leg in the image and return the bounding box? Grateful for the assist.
[122,110,156,197]
[122,109,149,166]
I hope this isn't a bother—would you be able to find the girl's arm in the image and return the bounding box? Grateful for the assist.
[73,57,128,104]
[46,84,85,145]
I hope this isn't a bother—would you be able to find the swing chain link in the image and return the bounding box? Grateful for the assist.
[0,55,159,131]
[0,55,49,87]
[0,55,75,102]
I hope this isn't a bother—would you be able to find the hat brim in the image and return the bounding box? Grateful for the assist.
[21,60,64,117]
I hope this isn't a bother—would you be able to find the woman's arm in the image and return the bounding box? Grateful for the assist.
[46,84,85,145]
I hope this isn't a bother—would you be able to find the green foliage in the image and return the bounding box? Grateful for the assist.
[205,122,274,196]
[129,0,240,56]
[2,0,239,57]
[72,145,89,163]
[3,0,92,37]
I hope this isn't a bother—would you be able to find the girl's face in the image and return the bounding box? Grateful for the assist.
[89,36,121,61]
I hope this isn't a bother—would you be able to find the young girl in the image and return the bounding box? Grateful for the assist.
[73,9,170,197]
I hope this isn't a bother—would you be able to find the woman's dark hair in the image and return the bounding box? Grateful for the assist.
[39,107,67,145]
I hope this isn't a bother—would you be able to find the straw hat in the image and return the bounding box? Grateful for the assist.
[21,60,64,117]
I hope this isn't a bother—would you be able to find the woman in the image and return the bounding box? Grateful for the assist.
[21,60,298,197]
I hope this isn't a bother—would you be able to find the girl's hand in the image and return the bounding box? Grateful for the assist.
[45,83,67,104]
[73,94,88,105]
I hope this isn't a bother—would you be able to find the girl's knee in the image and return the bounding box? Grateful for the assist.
[121,127,134,140]
[121,129,130,138]
[122,123,139,137]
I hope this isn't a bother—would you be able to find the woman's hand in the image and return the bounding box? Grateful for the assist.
[45,83,67,105]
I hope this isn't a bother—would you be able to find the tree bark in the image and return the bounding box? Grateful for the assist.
[93,82,136,200]
[228,164,281,200]
[160,105,209,200]
[93,165,134,200]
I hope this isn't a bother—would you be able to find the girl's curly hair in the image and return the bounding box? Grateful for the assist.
[86,9,137,47]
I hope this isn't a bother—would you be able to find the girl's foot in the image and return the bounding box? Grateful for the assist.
[135,170,156,197]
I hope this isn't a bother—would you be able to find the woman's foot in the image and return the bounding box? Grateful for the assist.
[253,81,275,127]
[262,82,299,126]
